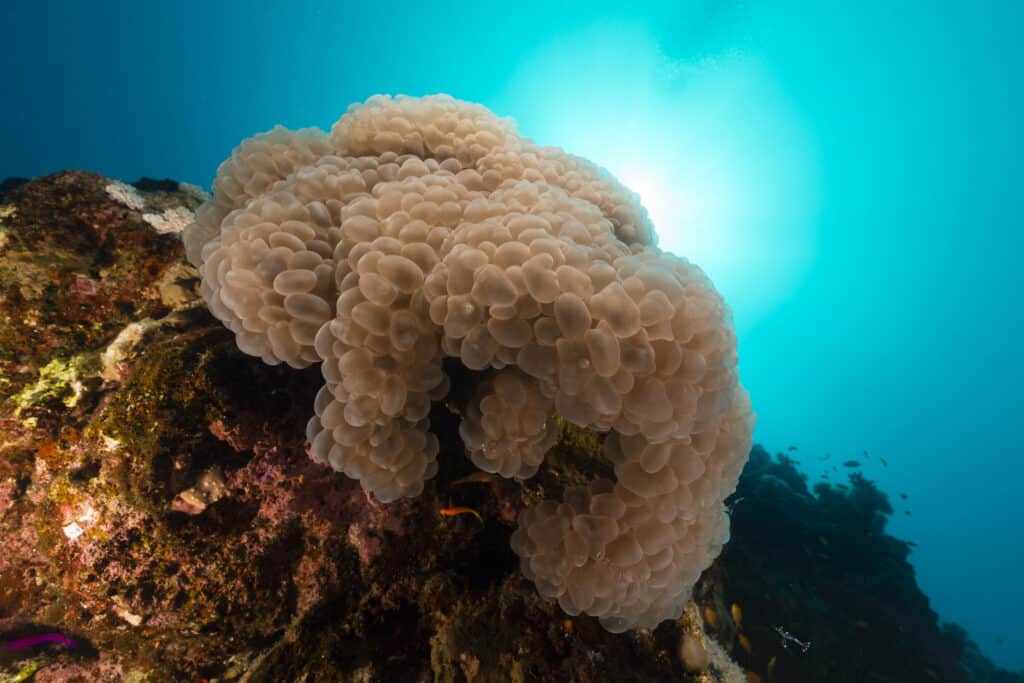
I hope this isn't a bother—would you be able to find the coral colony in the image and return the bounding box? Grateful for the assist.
[184,95,754,632]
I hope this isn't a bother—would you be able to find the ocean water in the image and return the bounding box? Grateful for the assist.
[3,0,1021,672]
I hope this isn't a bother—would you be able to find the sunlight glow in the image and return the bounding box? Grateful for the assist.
[617,162,687,231]
[497,20,817,332]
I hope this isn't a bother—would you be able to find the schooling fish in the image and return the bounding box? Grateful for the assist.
[899,492,909,500]
[787,445,798,452]
[704,606,719,629]
[2,632,76,650]
[731,603,744,629]
[842,460,861,468]
[738,633,752,654]
[881,457,888,467]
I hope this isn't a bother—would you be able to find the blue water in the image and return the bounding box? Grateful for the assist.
[3,0,1021,670]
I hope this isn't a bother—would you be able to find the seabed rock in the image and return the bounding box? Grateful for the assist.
[0,172,1018,682]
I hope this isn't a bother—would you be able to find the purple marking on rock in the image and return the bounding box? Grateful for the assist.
[2,632,76,650]
[72,276,97,295]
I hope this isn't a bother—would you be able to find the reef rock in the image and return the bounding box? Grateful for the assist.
[0,171,745,682]
[0,171,1017,682]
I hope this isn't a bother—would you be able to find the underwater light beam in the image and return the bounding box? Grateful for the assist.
[497,20,818,332]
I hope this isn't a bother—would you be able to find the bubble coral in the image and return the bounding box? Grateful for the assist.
[184,94,754,633]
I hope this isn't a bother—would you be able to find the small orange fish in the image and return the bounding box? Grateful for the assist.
[738,633,752,654]
[451,471,496,486]
[439,506,483,523]
[563,619,574,636]
[768,656,777,675]
[731,603,743,629]
[704,606,718,629]
[745,673,761,683]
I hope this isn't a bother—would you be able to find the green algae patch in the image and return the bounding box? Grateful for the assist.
[553,416,604,460]
[11,352,100,417]
[10,662,39,682]
[0,171,194,401]
[87,315,243,511]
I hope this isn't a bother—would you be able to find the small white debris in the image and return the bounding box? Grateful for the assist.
[0,205,14,251]
[100,320,155,381]
[115,606,144,627]
[143,206,195,235]
[77,503,98,524]
[171,466,227,515]
[62,522,84,540]
[105,181,145,210]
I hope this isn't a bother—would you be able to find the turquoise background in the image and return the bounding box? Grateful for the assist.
[3,0,1021,670]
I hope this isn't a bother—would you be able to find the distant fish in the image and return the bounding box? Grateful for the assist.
[704,606,719,629]
[880,457,888,467]
[905,510,912,516]
[439,506,483,523]
[2,632,76,650]
[863,450,870,458]
[738,633,752,654]
[731,603,743,629]
[451,472,496,486]
[817,454,830,461]
[787,445,798,452]
[899,492,908,500]
[842,460,860,468]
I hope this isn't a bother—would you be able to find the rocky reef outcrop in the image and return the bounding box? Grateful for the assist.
[0,171,1017,682]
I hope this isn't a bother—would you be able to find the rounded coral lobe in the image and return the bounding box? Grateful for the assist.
[184,93,754,632]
